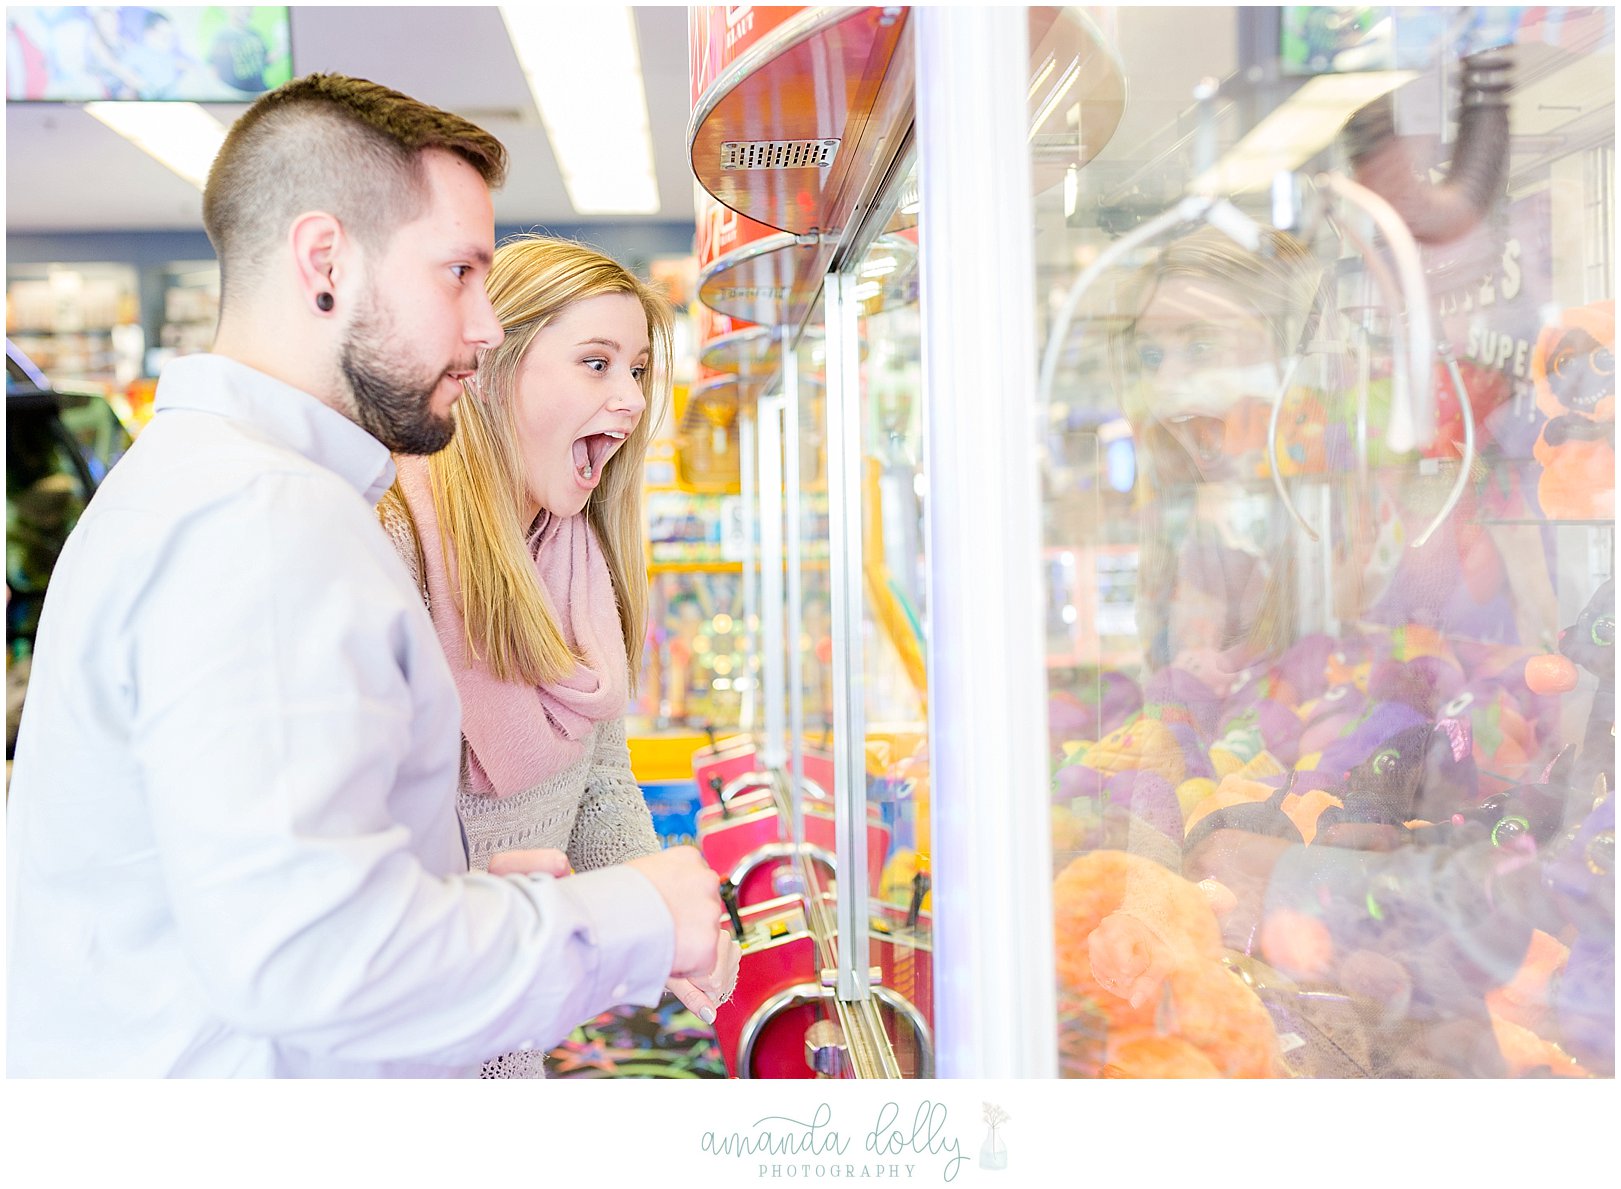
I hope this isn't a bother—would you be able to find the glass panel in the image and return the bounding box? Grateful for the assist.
[632,373,752,741]
[851,158,933,1077]
[794,299,835,749]
[1040,7,1615,1079]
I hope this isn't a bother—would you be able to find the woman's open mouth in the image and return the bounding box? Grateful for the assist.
[1165,412,1227,465]
[572,430,629,483]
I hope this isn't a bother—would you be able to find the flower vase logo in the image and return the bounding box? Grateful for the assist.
[978,1103,1009,1172]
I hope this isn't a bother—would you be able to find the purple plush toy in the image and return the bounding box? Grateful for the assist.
[1546,790,1615,1076]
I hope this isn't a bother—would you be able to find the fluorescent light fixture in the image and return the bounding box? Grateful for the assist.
[84,102,228,189]
[1192,70,1416,196]
[1030,55,1081,138]
[1028,54,1057,102]
[500,5,660,215]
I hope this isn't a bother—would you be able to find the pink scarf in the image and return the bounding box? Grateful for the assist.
[394,455,627,799]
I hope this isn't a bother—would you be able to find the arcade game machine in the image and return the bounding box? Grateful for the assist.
[686,5,1126,1079]
[690,4,1615,1096]
[1029,5,1614,1081]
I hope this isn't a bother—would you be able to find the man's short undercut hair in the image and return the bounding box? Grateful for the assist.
[203,73,507,305]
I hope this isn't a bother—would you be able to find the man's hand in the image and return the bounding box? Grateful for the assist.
[627,846,727,981]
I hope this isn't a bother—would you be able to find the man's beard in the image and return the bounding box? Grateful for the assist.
[338,300,460,455]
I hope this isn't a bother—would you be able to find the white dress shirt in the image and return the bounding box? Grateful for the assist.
[7,354,674,1077]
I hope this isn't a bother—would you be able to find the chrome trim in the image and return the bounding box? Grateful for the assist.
[1423,340,1476,548]
[736,981,827,1079]
[805,1018,848,1075]
[1265,351,1320,542]
[872,984,934,1078]
[783,343,808,862]
[824,269,871,1003]
[719,771,773,805]
[689,372,745,397]
[701,326,783,375]
[729,841,837,890]
[700,803,777,833]
[738,407,758,734]
[687,7,863,172]
[697,231,807,292]
[758,393,787,768]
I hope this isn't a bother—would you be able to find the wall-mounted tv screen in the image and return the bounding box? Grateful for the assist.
[7,6,292,102]
[1279,6,1530,76]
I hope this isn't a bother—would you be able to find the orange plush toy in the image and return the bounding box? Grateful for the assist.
[1531,301,1614,521]
[1053,850,1281,1078]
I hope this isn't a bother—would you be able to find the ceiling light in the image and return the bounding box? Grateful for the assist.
[500,6,660,215]
[1192,70,1416,196]
[1030,55,1081,138]
[84,102,228,189]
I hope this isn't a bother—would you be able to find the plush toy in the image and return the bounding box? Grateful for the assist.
[1053,849,1280,1078]
[1431,357,1513,462]
[1069,716,1190,789]
[1315,717,1478,832]
[1314,699,1430,779]
[1296,682,1370,760]
[1182,776,1304,854]
[1144,665,1232,743]
[1408,744,1577,851]
[1544,789,1614,1075]
[1558,577,1615,792]
[1210,699,1303,772]
[1531,301,1615,521]
[1047,674,1143,758]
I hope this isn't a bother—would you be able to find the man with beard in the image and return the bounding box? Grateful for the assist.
[7,74,726,1077]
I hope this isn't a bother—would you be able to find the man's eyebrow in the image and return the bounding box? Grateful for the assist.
[459,246,493,268]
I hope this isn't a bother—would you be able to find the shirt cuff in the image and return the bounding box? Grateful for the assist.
[551,864,675,1008]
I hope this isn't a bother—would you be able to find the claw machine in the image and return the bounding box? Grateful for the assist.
[690,3,1614,1083]
[1015,6,1613,1079]
[687,4,1129,1078]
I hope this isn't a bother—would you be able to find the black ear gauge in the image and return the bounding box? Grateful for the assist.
[316,292,335,312]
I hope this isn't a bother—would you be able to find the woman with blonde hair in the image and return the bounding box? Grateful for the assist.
[379,235,738,1077]
[1111,224,1334,675]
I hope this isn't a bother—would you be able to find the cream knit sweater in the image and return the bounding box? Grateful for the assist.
[380,499,662,1077]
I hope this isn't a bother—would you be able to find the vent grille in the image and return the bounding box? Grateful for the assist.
[715,286,790,301]
[722,139,841,171]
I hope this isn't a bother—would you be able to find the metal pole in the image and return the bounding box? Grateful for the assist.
[757,391,786,770]
[825,269,871,1003]
[738,407,758,736]
[916,4,1056,1077]
[783,343,808,852]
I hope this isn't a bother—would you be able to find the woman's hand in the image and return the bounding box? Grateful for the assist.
[487,847,573,879]
[665,930,741,1025]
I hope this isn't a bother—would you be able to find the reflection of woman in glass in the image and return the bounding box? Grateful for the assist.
[1105,228,1588,1078]
[1115,225,1328,678]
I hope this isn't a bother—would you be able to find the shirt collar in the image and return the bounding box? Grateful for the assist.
[153,354,397,505]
